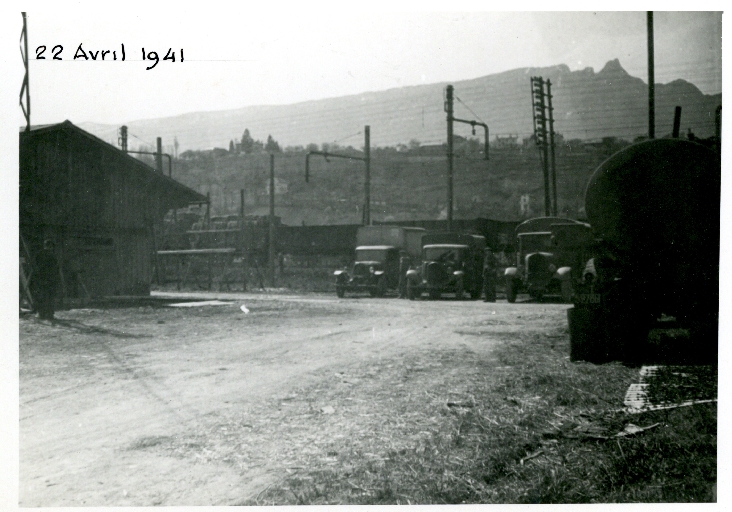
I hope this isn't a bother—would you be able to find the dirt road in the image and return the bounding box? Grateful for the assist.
[19,292,568,506]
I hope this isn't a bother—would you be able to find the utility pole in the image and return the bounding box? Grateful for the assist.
[156,137,163,173]
[444,85,490,232]
[305,125,371,226]
[445,85,454,232]
[647,11,655,139]
[531,77,551,217]
[127,149,173,176]
[362,126,371,226]
[20,13,31,132]
[269,153,275,288]
[118,125,128,152]
[269,154,276,287]
[672,106,682,138]
[546,80,557,216]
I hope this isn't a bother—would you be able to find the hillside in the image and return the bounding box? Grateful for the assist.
[166,141,627,225]
[79,60,720,154]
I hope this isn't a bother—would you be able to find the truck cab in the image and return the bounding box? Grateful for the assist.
[334,245,401,297]
[505,218,591,303]
[334,225,425,299]
[406,233,485,300]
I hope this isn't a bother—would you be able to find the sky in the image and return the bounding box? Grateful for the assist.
[3,8,723,127]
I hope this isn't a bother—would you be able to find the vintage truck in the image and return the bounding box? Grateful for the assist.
[334,226,425,298]
[406,232,485,300]
[504,217,592,303]
[567,138,720,363]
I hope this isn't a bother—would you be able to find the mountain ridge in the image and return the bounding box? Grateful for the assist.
[79,60,721,153]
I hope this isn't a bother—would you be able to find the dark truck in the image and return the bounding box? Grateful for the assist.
[568,138,720,363]
[334,226,425,298]
[504,217,592,302]
[406,233,485,300]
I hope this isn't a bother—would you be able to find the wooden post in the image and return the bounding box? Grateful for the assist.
[206,192,211,227]
[208,253,213,290]
[176,255,181,291]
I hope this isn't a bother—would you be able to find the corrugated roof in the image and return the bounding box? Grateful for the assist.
[20,120,207,205]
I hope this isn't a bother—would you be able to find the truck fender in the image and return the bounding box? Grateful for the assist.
[406,269,420,283]
[556,267,574,302]
[453,270,465,278]
[333,270,346,277]
[373,270,385,277]
[556,267,573,280]
[504,267,518,278]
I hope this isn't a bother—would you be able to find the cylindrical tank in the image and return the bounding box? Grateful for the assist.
[585,138,720,323]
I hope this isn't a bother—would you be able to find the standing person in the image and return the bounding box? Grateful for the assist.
[398,252,411,299]
[31,239,61,320]
[482,247,497,302]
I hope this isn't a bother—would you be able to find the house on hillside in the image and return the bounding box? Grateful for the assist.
[20,120,207,298]
[492,134,519,148]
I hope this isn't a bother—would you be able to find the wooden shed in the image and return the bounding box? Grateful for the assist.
[20,120,207,298]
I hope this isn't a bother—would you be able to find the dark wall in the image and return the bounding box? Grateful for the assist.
[19,124,200,297]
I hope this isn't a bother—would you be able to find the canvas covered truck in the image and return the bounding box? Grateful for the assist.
[504,217,592,303]
[567,138,720,363]
[406,233,485,300]
[334,226,425,298]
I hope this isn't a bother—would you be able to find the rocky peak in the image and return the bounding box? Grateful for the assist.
[598,58,630,78]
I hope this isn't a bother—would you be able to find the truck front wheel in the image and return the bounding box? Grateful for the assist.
[506,279,518,303]
[455,279,464,300]
[407,281,418,300]
[336,286,345,298]
[560,279,573,303]
[371,277,386,298]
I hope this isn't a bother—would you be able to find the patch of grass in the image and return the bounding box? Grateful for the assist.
[216,320,716,504]
[601,404,717,502]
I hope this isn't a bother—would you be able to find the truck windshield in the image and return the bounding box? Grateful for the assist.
[423,247,464,262]
[519,233,553,253]
[355,249,388,262]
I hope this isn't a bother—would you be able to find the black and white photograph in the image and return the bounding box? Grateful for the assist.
[2,6,725,507]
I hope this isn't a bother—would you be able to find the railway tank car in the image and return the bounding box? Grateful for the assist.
[568,138,720,364]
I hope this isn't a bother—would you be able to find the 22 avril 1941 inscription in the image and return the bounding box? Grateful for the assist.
[34,43,183,70]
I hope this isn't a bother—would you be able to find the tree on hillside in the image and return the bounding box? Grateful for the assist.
[265,135,281,153]
[229,140,235,153]
[306,143,319,153]
[241,129,255,154]
[321,142,340,153]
